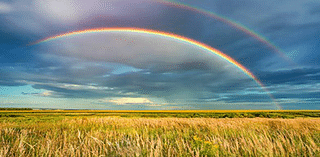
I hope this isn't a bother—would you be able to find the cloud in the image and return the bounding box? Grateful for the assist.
[0,2,12,13]
[106,97,153,105]
[0,0,164,40]
[310,4,320,15]
[21,91,52,97]
[36,31,245,74]
[30,83,118,99]
[2,0,319,70]
[0,29,269,104]
[257,67,320,85]
[0,49,260,104]
[1,0,320,109]
[0,68,28,86]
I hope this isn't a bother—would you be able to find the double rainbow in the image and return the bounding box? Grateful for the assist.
[33,28,280,109]
[158,0,294,64]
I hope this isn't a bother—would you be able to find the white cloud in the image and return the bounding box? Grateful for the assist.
[33,0,146,24]
[1,0,162,35]
[0,2,12,13]
[34,0,82,24]
[107,97,154,105]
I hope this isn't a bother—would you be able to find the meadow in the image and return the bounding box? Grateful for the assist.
[0,110,319,156]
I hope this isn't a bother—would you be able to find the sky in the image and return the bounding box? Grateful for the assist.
[0,0,319,110]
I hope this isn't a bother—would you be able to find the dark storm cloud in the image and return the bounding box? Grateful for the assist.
[257,68,320,85]
[102,71,193,96]
[16,61,283,103]
[181,0,320,69]
[0,69,26,86]
[2,0,320,65]
[216,94,272,103]
[1,0,320,109]
[31,84,111,98]
[0,53,115,87]
[100,69,257,102]
[257,18,320,47]
[0,57,253,101]
[0,45,36,64]
[0,52,240,100]
[273,92,320,99]
[149,61,212,72]
[309,3,320,15]
[211,0,254,16]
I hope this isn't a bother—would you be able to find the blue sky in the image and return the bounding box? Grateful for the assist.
[0,0,319,110]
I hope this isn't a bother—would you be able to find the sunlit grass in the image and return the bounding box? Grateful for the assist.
[1,110,320,118]
[0,113,319,156]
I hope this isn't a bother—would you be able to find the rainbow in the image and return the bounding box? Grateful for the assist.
[158,0,294,64]
[33,27,280,109]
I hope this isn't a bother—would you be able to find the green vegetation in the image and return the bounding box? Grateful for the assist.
[0,110,320,118]
[0,108,33,110]
[0,110,319,156]
[117,111,320,118]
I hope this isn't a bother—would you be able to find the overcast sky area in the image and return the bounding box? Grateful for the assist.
[0,0,319,110]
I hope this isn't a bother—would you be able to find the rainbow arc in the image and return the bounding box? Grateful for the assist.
[158,0,294,64]
[33,27,280,109]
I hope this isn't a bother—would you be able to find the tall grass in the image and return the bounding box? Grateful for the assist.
[0,117,319,156]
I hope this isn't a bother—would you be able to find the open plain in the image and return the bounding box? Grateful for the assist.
[0,110,319,156]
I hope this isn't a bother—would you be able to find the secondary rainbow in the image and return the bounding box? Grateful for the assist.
[33,28,280,109]
[158,0,294,64]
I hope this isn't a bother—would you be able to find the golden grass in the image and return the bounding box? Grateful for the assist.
[1,110,320,113]
[0,117,319,156]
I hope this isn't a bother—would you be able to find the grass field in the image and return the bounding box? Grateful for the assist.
[0,110,320,156]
